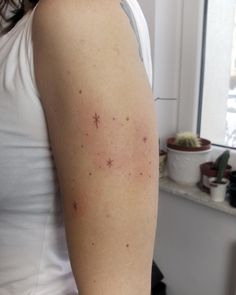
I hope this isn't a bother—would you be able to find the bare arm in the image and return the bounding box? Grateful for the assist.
[32,0,159,294]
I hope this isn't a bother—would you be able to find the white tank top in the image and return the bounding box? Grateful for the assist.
[0,1,153,294]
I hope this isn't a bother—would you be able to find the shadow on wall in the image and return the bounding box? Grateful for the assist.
[225,241,236,295]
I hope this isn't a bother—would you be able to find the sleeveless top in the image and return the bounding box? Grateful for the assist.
[0,1,153,294]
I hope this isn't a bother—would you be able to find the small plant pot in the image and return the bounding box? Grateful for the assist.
[159,150,167,178]
[209,177,229,202]
[200,162,232,193]
[228,183,236,208]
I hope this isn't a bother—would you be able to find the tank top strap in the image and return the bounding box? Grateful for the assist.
[23,3,41,100]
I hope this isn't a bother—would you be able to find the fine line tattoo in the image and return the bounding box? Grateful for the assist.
[107,158,114,168]
[93,113,100,129]
[120,0,143,62]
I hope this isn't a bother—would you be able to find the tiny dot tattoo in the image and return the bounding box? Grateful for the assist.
[107,158,113,168]
[93,113,100,129]
[143,137,148,143]
[73,200,79,211]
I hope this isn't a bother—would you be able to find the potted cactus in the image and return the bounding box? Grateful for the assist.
[200,150,232,193]
[208,150,230,202]
[166,132,212,185]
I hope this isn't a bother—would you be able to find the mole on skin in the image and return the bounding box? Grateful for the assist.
[73,200,79,211]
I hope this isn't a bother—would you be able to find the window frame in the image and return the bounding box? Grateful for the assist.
[178,0,236,168]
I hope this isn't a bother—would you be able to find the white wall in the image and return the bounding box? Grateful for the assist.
[154,191,236,295]
[138,0,184,149]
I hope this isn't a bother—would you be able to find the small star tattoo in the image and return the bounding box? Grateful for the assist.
[93,113,100,129]
[107,158,113,168]
[73,200,79,211]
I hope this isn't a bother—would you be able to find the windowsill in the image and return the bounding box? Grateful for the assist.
[159,176,236,217]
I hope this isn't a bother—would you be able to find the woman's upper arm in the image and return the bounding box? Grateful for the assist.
[32,0,159,294]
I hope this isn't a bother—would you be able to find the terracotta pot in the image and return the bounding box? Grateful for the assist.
[199,162,232,194]
[166,137,212,185]
[167,137,211,152]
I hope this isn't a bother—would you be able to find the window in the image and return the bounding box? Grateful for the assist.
[198,0,236,148]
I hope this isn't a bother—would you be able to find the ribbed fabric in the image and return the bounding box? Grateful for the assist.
[0,1,153,294]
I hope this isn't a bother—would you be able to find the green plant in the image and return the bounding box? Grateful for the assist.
[174,132,201,148]
[212,150,230,183]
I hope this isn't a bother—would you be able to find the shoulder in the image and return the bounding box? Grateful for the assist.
[32,0,126,39]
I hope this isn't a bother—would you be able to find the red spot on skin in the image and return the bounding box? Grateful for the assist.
[93,113,100,129]
[107,158,113,168]
[143,137,148,143]
[73,200,79,211]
